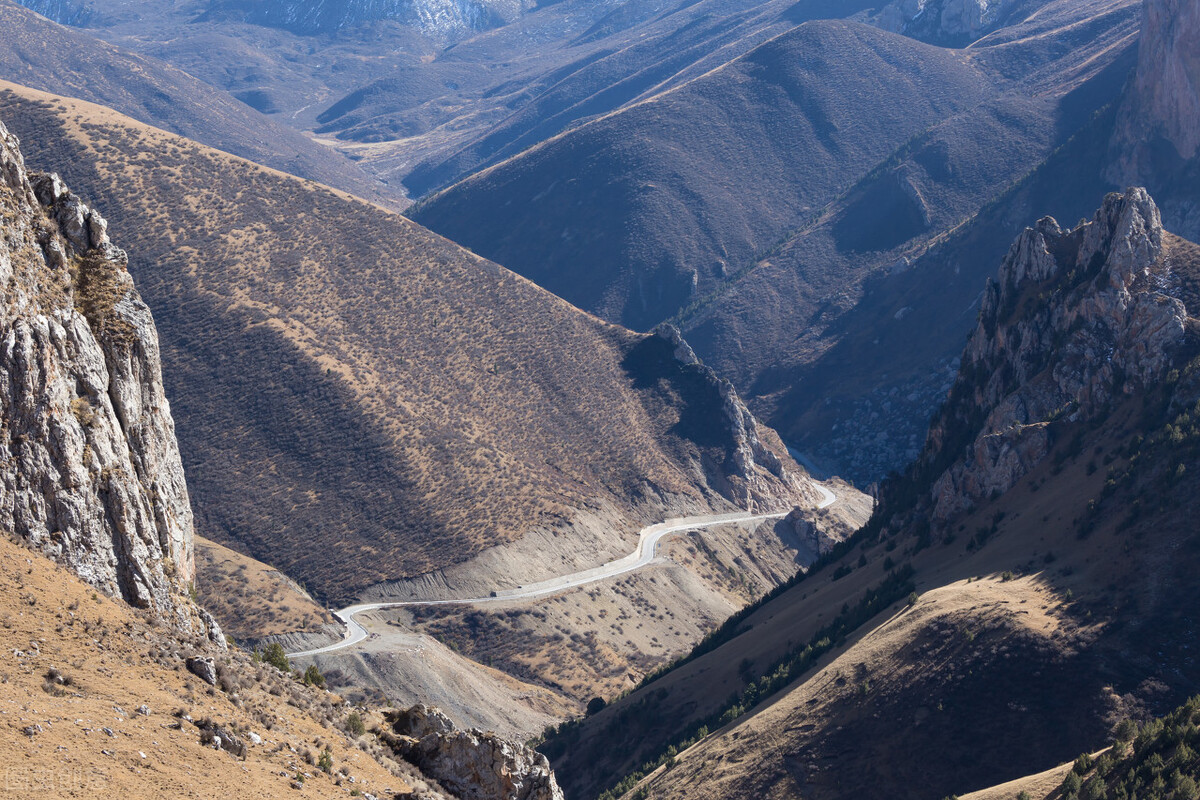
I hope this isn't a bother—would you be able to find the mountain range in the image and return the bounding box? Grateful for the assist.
[0,0,1198,798]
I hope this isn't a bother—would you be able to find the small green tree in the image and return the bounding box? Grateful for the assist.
[1081,774,1107,800]
[303,664,325,689]
[259,642,290,673]
[346,711,366,737]
[318,748,333,774]
[1113,718,1138,745]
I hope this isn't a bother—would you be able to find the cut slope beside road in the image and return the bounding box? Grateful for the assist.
[289,491,837,658]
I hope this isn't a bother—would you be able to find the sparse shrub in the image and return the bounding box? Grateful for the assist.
[258,643,290,673]
[318,748,333,774]
[69,397,95,427]
[303,664,325,689]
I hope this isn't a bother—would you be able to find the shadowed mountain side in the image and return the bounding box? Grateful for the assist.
[412,20,997,332]
[397,0,879,197]
[761,74,1142,481]
[0,0,400,208]
[410,0,1139,481]
[0,83,809,607]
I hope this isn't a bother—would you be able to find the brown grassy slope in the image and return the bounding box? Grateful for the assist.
[594,240,1200,800]
[0,83,805,607]
[0,0,400,208]
[0,531,445,799]
[575,389,1193,800]
[194,537,336,644]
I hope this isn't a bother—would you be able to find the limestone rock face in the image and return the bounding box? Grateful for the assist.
[1110,0,1200,178]
[923,189,1187,520]
[0,118,204,632]
[381,704,564,800]
[783,507,848,558]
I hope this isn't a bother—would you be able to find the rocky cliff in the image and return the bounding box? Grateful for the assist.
[901,189,1190,521]
[652,323,806,508]
[1108,0,1200,237]
[0,118,206,632]
[380,704,564,800]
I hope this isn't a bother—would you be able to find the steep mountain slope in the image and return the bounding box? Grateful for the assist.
[0,0,399,207]
[412,19,1002,331]
[393,0,878,197]
[417,0,1137,364]
[0,111,477,799]
[769,0,1198,482]
[0,84,821,618]
[0,527,456,800]
[540,190,1200,800]
[410,0,1141,475]
[1108,0,1200,240]
[205,0,531,40]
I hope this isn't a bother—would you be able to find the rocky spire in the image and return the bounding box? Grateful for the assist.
[920,189,1188,520]
[0,118,214,637]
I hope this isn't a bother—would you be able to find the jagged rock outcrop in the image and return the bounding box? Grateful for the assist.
[0,119,207,633]
[922,189,1188,519]
[782,506,849,558]
[653,324,810,507]
[209,0,530,39]
[874,0,1017,42]
[380,704,564,800]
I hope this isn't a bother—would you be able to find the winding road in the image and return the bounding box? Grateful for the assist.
[288,484,837,659]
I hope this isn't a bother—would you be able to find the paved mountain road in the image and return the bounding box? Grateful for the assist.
[289,485,837,658]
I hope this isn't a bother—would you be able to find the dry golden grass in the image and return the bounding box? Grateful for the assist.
[193,537,335,644]
[0,532,426,799]
[558,391,1199,799]
[0,82,801,607]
